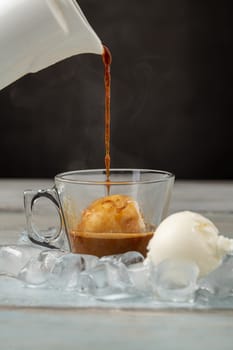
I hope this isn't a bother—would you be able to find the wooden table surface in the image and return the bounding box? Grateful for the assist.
[1,179,233,349]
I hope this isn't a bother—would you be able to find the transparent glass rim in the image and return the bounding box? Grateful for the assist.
[55,169,175,185]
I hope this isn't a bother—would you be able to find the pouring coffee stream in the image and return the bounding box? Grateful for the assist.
[102,46,112,189]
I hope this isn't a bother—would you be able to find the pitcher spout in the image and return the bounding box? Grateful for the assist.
[30,0,103,73]
[0,0,103,90]
[46,0,103,55]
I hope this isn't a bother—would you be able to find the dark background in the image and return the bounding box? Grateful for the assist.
[1,0,233,179]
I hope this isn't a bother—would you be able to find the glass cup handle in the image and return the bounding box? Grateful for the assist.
[24,188,70,250]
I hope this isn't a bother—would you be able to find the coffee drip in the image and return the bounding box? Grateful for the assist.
[102,46,112,191]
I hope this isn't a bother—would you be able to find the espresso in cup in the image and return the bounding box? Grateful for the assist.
[68,194,154,257]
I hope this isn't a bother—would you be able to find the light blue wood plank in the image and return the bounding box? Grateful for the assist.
[1,308,233,350]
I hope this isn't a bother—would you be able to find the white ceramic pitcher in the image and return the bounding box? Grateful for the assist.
[0,0,103,90]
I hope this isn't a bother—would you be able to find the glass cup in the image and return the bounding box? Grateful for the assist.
[24,169,174,257]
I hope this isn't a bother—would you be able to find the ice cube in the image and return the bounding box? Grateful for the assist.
[76,273,96,295]
[84,262,132,298]
[0,245,43,276]
[18,256,51,286]
[86,263,108,289]
[17,249,68,286]
[49,254,86,290]
[198,255,233,297]
[100,251,144,266]
[48,252,98,290]
[154,259,199,302]
[38,249,67,269]
[127,262,152,294]
[82,262,131,301]
[17,250,98,290]
[106,262,132,288]
[80,254,99,271]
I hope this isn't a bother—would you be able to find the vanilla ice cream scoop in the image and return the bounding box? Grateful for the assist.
[77,194,146,233]
[146,211,233,277]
